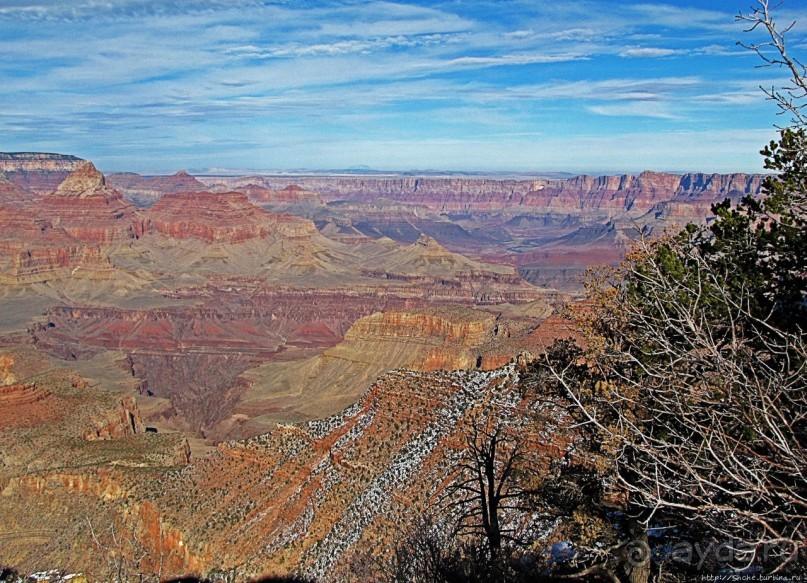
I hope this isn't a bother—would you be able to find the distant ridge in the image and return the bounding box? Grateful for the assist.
[0,152,84,161]
[0,152,87,194]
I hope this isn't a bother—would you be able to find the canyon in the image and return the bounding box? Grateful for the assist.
[0,153,765,580]
[196,170,763,293]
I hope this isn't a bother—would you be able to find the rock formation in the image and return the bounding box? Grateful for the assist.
[0,153,769,580]
[202,170,764,293]
[207,171,762,214]
[0,152,85,194]
[39,162,149,244]
[0,203,111,284]
[148,191,279,243]
[107,170,207,207]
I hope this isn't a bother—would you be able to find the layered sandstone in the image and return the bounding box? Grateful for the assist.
[523,170,762,214]
[236,183,323,205]
[0,204,112,284]
[0,176,36,204]
[39,162,149,244]
[146,359,575,580]
[207,171,763,214]
[148,191,295,243]
[107,170,207,207]
[0,152,85,194]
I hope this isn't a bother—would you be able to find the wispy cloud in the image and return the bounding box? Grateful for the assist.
[226,33,462,59]
[0,0,792,173]
[587,102,680,119]
[629,3,735,31]
[442,53,588,68]
[619,47,681,58]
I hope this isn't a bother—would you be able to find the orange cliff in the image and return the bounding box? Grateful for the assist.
[0,204,112,284]
[148,190,314,244]
[215,171,763,215]
[37,162,150,245]
[334,307,543,372]
[0,163,141,283]
[0,152,85,194]
[143,358,576,580]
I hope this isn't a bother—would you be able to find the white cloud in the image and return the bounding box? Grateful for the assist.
[587,102,680,119]
[504,29,533,39]
[619,47,680,58]
[0,0,784,174]
[443,53,588,68]
[630,3,734,31]
[504,77,702,102]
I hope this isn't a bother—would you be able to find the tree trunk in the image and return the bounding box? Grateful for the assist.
[625,520,650,583]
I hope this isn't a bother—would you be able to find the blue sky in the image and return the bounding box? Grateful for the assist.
[1,1,806,175]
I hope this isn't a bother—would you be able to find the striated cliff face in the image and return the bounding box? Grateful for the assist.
[526,170,763,213]
[148,191,300,244]
[0,176,36,204]
[146,357,574,580]
[0,163,141,284]
[0,152,85,194]
[0,204,113,284]
[208,171,763,214]
[236,183,324,205]
[338,307,525,372]
[344,308,495,346]
[0,152,84,172]
[39,162,149,244]
[107,170,207,207]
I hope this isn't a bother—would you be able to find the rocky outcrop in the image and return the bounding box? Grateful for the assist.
[0,204,112,284]
[0,382,51,408]
[107,170,207,207]
[337,307,521,372]
[0,176,35,204]
[38,162,149,244]
[0,152,85,194]
[82,395,145,441]
[206,171,763,214]
[523,170,763,214]
[236,183,323,205]
[344,309,495,347]
[148,191,306,243]
[145,359,575,580]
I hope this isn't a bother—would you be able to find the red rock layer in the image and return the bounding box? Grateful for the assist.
[239,183,323,205]
[148,191,282,243]
[38,162,149,244]
[0,152,85,194]
[0,176,35,204]
[107,170,206,194]
[229,171,763,213]
[107,170,207,207]
[0,204,111,283]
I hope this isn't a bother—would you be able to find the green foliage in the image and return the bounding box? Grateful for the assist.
[528,127,807,580]
[703,128,806,333]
